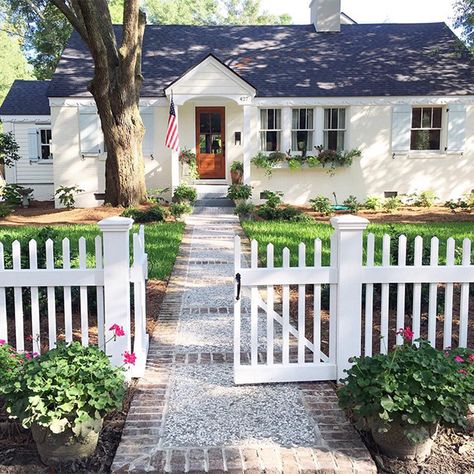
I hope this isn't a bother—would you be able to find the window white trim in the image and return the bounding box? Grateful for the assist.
[259,108,282,152]
[291,108,315,153]
[37,127,53,161]
[409,106,445,152]
[323,107,347,151]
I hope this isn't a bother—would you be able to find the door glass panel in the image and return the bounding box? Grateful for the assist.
[210,113,221,133]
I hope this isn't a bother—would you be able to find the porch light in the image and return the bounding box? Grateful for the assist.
[235,131,241,146]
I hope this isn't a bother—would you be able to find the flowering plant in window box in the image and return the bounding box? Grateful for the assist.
[0,326,134,466]
[338,329,474,462]
[178,148,199,181]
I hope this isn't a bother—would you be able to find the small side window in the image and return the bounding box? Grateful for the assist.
[39,129,52,159]
[410,107,442,151]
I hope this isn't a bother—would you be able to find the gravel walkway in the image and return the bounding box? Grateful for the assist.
[111,207,376,473]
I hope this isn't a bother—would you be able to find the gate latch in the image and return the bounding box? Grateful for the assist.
[235,273,241,301]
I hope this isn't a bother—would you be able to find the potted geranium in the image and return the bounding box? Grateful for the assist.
[0,328,133,466]
[227,184,252,206]
[338,328,474,462]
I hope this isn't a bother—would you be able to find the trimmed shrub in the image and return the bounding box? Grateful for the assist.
[309,195,332,216]
[121,205,168,223]
[170,202,192,218]
[235,202,255,219]
[172,184,197,204]
[364,196,383,211]
[227,184,252,201]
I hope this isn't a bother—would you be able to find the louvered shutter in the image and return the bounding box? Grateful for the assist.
[28,129,39,160]
[447,104,466,153]
[141,108,154,156]
[391,105,412,153]
[79,107,103,155]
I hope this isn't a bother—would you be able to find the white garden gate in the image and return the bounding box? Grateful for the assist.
[234,215,474,385]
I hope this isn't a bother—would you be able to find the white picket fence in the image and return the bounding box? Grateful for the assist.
[0,217,148,377]
[234,215,474,384]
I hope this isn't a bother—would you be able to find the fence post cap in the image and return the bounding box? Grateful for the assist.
[330,214,369,231]
[98,216,134,231]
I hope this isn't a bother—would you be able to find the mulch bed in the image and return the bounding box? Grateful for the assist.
[0,200,177,227]
[358,426,474,474]
[0,280,166,473]
[302,206,474,224]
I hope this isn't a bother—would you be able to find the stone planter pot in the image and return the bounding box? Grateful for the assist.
[31,419,102,466]
[231,169,243,184]
[370,418,438,462]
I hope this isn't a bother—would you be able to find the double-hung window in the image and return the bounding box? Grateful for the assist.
[323,108,346,151]
[291,108,314,153]
[39,129,52,160]
[410,107,442,151]
[260,108,281,152]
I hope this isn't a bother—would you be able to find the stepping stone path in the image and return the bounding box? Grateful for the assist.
[112,207,376,473]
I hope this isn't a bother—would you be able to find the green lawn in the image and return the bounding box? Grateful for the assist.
[242,221,474,267]
[0,222,185,280]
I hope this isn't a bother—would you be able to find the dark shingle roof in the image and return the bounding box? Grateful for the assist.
[0,80,51,115]
[48,23,474,98]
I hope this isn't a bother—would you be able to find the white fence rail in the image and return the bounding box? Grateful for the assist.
[0,217,148,377]
[234,215,474,384]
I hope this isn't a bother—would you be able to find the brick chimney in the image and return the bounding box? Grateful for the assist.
[310,0,341,32]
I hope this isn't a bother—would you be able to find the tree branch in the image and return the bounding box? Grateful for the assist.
[50,0,88,43]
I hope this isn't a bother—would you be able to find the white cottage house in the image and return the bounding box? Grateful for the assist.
[1,0,473,208]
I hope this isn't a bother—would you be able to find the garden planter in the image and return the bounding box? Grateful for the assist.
[370,418,438,462]
[231,169,243,184]
[31,419,102,465]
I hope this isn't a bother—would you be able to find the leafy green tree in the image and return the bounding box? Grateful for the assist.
[0,28,32,105]
[454,0,474,54]
[145,0,219,25]
[145,0,291,25]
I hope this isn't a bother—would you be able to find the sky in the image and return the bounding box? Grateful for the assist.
[261,0,458,27]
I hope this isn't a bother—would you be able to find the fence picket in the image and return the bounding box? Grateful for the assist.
[396,235,407,346]
[45,239,56,349]
[459,238,471,347]
[412,236,423,341]
[62,238,73,343]
[364,234,375,356]
[0,244,7,344]
[444,238,455,348]
[12,241,24,352]
[78,237,88,346]
[282,247,290,364]
[250,240,258,365]
[233,235,241,368]
[29,240,40,354]
[313,238,322,362]
[428,237,439,347]
[95,236,105,350]
[329,233,337,363]
[266,243,274,365]
[298,243,306,364]
[380,234,390,354]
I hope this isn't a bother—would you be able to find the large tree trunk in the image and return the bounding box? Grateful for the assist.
[51,0,147,207]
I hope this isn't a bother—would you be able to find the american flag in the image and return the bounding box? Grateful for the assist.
[165,95,179,152]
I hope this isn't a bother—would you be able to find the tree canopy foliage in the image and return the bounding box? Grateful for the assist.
[0,0,291,82]
[454,0,474,54]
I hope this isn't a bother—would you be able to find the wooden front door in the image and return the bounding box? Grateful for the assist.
[196,107,225,179]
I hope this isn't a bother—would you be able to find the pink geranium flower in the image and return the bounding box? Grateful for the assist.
[109,324,125,337]
[468,354,474,362]
[458,369,468,375]
[398,327,414,342]
[123,351,137,365]
[454,355,464,363]
[0,339,5,346]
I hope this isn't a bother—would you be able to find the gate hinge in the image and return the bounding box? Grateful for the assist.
[235,273,241,301]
